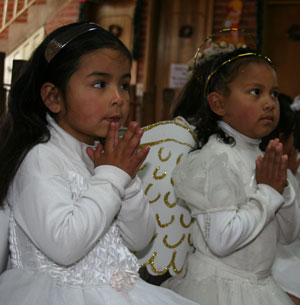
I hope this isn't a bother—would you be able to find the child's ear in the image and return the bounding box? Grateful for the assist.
[40,82,63,113]
[207,92,225,116]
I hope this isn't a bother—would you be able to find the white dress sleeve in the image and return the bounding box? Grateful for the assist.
[10,147,146,266]
[276,171,300,244]
[117,175,156,252]
[173,150,287,256]
[195,184,285,256]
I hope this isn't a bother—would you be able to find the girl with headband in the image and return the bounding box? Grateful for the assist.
[0,22,199,305]
[162,43,300,305]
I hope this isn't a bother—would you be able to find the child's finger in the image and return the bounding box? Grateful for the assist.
[279,154,288,183]
[127,128,144,157]
[86,143,103,163]
[262,140,275,176]
[114,122,119,148]
[131,146,150,177]
[273,142,283,180]
[119,123,142,156]
[120,122,138,143]
[255,156,263,183]
[86,147,95,161]
[104,122,117,153]
[94,143,104,161]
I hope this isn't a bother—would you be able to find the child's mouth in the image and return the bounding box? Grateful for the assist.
[261,115,273,123]
[106,116,120,122]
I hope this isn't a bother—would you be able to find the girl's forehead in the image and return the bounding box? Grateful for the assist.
[237,60,274,73]
[79,48,129,65]
[235,61,276,78]
[75,48,131,75]
[229,61,278,87]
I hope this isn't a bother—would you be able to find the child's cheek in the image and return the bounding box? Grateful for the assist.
[238,107,256,124]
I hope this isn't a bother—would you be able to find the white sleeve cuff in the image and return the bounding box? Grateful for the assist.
[94,165,132,198]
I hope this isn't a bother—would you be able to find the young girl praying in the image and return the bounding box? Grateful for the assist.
[162,45,300,305]
[0,22,199,305]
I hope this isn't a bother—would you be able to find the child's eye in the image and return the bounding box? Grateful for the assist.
[250,88,260,96]
[271,91,279,99]
[121,83,130,91]
[93,81,105,88]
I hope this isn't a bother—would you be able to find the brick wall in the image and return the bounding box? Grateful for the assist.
[45,0,81,36]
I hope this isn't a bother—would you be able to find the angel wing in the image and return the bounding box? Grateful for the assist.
[136,117,198,276]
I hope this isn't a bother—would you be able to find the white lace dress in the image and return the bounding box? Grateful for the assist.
[0,116,199,305]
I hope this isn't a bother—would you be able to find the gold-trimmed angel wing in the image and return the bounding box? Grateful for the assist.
[136,117,198,276]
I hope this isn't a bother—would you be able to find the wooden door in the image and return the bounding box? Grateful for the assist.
[263,1,300,99]
[87,0,138,124]
[92,1,136,55]
[153,0,214,122]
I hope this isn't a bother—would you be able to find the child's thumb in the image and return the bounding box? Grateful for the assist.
[86,147,95,161]
[94,143,104,160]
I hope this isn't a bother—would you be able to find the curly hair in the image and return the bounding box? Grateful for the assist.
[172,47,274,148]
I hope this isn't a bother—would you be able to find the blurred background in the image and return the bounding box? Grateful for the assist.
[0,0,299,126]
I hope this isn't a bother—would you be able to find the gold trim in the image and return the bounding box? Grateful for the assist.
[144,183,153,195]
[158,147,171,162]
[145,183,161,204]
[149,194,161,204]
[138,164,147,172]
[140,138,195,150]
[150,233,158,243]
[180,214,193,228]
[156,214,175,228]
[188,233,193,247]
[164,192,177,208]
[193,28,250,70]
[163,234,186,249]
[176,153,184,165]
[140,251,183,275]
[142,120,198,146]
[193,28,272,97]
[203,52,272,96]
[153,166,167,180]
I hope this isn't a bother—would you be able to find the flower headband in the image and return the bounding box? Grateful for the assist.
[192,28,273,96]
[45,22,101,63]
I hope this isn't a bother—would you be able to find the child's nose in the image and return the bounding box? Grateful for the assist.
[263,97,276,110]
[111,90,124,106]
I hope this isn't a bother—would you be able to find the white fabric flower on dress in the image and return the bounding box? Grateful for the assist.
[110,270,137,292]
